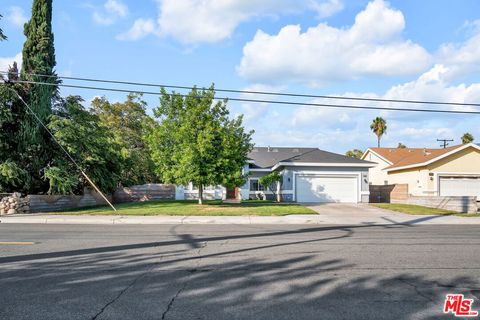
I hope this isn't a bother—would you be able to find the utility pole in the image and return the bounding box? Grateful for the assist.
[437,139,453,148]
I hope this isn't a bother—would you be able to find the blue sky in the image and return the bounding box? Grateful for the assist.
[2,0,480,153]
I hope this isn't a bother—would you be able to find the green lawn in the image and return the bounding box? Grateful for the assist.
[371,203,480,217]
[49,200,317,216]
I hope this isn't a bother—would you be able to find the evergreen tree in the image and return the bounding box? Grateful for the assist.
[0,14,7,41]
[17,0,58,192]
[20,0,57,130]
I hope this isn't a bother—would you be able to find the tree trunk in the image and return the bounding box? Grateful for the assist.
[377,136,380,148]
[276,181,281,202]
[198,184,203,205]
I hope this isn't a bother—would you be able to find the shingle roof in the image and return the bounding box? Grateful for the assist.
[368,145,462,170]
[248,147,374,169]
[248,147,315,168]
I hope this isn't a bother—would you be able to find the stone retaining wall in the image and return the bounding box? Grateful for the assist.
[391,196,477,213]
[28,190,111,213]
[0,193,30,215]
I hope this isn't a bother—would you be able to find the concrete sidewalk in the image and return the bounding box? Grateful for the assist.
[1,211,480,225]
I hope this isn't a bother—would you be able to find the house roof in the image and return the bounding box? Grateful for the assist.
[364,143,479,172]
[248,147,375,169]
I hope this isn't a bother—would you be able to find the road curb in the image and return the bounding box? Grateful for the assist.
[0,214,325,225]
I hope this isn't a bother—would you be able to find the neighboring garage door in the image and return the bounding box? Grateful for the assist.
[295,175,358,203]
[439,176,480,197]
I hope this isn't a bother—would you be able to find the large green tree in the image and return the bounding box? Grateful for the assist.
[146,86,254,204]
[0,85,27,192]
[46,96,122,194]
[91,93,157,186]
[370,117,387,148]
[0,67,28,192]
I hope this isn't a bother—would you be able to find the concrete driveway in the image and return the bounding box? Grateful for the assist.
[304,203,480,225]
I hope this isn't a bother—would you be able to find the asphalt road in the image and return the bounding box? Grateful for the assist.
[0,223,479,320]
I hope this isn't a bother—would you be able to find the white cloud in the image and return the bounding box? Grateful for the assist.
[120,0,344,43]
[436,23,480,81]
[236,6,480,151]
[384,64,480,113]
[116,18,156,41]
[0,53,22,74]
[105,0,128,17]
[92,0,128,26]
[309,0,344,19]
[241,59,480,151]
[6,6,28,27]
[236,84,286,123]
[238,0,431,85]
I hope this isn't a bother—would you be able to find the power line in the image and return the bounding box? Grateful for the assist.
[2,83,117,212]
[7,78,480,115]
[2,69,480,108]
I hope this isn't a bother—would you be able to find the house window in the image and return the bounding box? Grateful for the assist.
[249,179,264,191]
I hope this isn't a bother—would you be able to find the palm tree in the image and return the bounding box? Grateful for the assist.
[397,142,406,148]
[370,117,387,148]
[461,132,474,144]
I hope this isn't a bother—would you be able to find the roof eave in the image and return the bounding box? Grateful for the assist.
[272,161,376,171]
[361,148,394,165]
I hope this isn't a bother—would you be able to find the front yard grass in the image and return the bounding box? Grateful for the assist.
[371,203,480,217]
[49,200,317,216]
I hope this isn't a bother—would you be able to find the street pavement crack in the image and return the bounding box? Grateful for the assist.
[161,241,208,319]
[398,278,435,303]
[161,279,189,320]
[91,270,149,320]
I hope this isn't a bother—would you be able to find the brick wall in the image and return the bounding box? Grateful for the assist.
[392,196,477,213]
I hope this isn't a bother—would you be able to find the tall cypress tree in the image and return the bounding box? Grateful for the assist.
[0,14,7,41]
[18,0,58,193]
[20,0,57,123]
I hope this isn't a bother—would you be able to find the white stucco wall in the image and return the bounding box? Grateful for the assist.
[363,151,389,185]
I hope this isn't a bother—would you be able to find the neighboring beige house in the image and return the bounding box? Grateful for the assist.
[361,143,480,197]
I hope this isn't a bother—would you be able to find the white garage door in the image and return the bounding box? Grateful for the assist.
[296,175,358,203]
[439,176,480,197]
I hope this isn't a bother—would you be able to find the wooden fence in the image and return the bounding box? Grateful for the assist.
[113,184,175,203]
[369,184,408,203]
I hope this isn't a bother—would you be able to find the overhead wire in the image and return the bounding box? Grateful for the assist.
[1,70,480,108]
[5,78,480,115]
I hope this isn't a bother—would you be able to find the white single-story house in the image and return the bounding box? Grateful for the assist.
[238,147,375,203]
[362,143,480,197]
[177,147,375,203]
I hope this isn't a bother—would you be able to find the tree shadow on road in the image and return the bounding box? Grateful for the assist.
[0,224,478,319]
